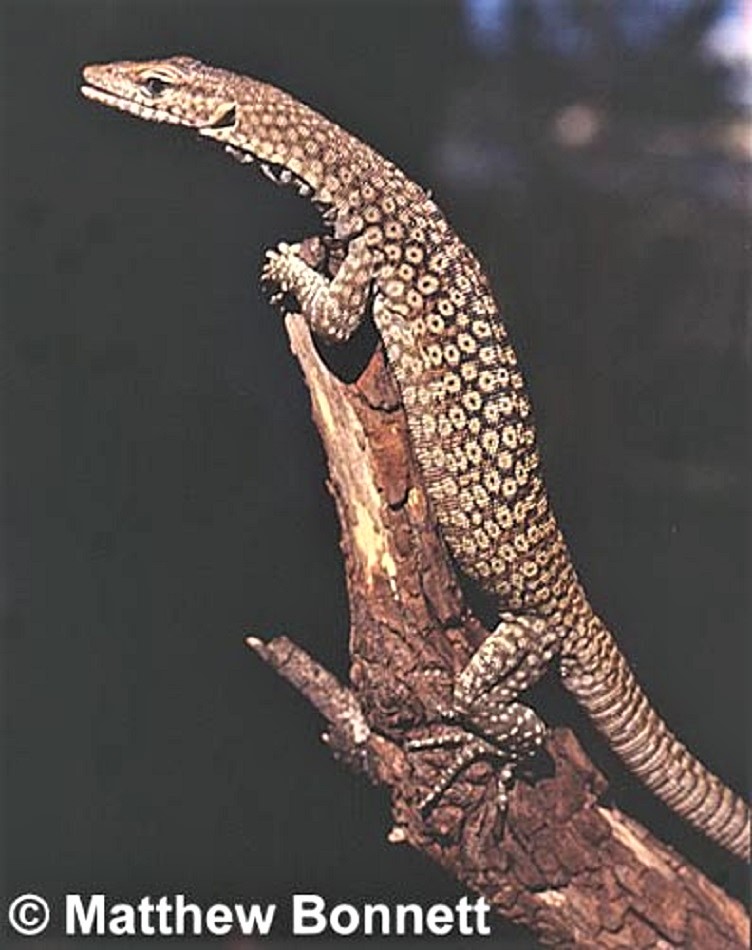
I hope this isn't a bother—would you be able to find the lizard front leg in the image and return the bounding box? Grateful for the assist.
[409,615,565,818]
[261,233,374,343]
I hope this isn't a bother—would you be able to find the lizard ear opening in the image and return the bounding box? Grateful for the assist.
[202,103,237,133]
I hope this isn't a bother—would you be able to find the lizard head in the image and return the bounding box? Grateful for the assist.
[81,56,373,225]
[81,56,239,133]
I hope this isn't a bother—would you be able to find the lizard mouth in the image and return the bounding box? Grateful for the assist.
[80,84,185,125]
[80,84,238,133]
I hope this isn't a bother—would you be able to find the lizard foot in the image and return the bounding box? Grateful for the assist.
[407,704,546,818]
[406,614,564,819]
[260,242,303,310]
[260,233,374,344]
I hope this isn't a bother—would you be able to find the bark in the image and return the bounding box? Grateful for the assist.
[247,313,749,949]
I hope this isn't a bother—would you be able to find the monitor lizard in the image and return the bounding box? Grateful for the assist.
[80,56,749,861]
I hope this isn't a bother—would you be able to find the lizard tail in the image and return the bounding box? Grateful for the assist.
[562,615,750,861]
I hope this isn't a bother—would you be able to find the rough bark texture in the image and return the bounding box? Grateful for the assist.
[247,313,749,948]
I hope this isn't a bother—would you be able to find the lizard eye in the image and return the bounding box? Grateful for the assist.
[143,76,169,97]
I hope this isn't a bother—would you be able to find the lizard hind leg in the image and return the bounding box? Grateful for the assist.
[407,614,564,818]
[261,233,374,344]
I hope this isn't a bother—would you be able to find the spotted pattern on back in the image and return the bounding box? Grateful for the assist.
[356,182,582,624]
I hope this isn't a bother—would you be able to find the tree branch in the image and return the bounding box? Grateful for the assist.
[247,313,749,948]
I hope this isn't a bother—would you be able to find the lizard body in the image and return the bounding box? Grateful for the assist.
[81,57,749,861]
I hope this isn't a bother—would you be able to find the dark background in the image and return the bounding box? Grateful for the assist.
[2,1,749,946]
